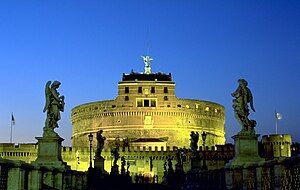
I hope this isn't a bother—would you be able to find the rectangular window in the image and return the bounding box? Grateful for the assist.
[125,96,129,101]
[138,87,142,93]
[144,99,150,107]
[137,99,143,107]
[136,98,157,107]
[164,87,168,93]
[151,99,156,107]
[151,87,155,93]
[125,87,129,94]
[164,96,168,101]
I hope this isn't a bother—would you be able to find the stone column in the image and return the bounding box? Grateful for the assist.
[54,172,63,189]
[256,167,263,189]
[225,169,233,189]
[71,172,77,189]
[7,167,25,190]
[242,168,248,190]
[28,169,42,190]
[43,171,54,188]
[274,164,283,190]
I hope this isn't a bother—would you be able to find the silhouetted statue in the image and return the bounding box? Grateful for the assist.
[190,131,199,152]
[43,81,65,136]
[232,79,256,134]
[95,130,106,159]
[111,148,120,166]
[123,137,130,150]
[176,148,186,166]
[121,156,126,175]
[167,157,174,174]
[114,137,121,150]
[126,161,130,175]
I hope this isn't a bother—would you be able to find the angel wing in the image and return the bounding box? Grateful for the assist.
[247,88,255,112]
[43,81,52,113]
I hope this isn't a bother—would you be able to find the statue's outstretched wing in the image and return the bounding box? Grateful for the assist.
[43,81,51,113]
[247,88,255,112]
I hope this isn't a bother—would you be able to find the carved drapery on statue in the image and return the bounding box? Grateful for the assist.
[231,79,256,134]
[190,131,199,153]
[43,81,65,137]
[111,147,120,166]
[95,130,106,159]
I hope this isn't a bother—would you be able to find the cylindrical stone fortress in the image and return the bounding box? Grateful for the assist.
[71,71,225,149]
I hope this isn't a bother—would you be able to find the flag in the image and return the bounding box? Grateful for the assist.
[11,113,15,125]
[275,112,282,120]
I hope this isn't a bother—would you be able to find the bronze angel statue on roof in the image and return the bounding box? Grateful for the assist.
[232,79,256,134]
[43,81,65,136]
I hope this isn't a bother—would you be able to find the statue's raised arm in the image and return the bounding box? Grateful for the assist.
[232,79,256,134]
[43,80,65,137]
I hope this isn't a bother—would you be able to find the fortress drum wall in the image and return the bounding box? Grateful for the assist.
[72,99,225,149]
[72,71,225,149]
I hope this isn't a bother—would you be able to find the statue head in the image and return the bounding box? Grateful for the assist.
[238,79,248,86]
[51,81,61,89]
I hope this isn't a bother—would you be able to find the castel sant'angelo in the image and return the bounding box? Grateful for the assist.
[71,56,225,150]
[0,56,231,180]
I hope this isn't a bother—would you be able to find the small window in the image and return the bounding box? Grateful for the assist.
[151,100,156,107]
[144,99,150,107]
[112,105,116,108]
[164,96,168,101]
[167,105,171,107]
[151,87,155,93]
[125,96,129,101]
[137,99,143,107]
[164,87,168,93]
[125,87,129,94]
[138,87,142,93]
[177,105,181,108]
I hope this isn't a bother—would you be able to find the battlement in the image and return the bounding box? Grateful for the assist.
[262,134,292,144]
[0,143,234,161]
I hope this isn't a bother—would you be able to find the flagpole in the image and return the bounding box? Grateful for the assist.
[275,109,278,134]
[275,118,278,134]
[10,118,13,143]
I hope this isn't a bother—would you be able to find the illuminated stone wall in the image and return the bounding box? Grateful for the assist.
[0,143,233,183]
[262,134,292,159]
[71,75,225,149]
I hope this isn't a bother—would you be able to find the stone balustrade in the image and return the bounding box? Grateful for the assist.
[0,157,87,190]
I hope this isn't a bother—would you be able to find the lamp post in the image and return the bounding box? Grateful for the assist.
[201,131,207,170]
[88,133,93,169]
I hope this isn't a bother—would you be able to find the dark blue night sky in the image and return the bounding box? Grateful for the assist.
[0,1,299,145]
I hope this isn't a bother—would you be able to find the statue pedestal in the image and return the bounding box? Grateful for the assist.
[94,156,105,173]
[227,133,264,167]
[175,163,184,173]
[32,136,69,169]
[111,165,119,175]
